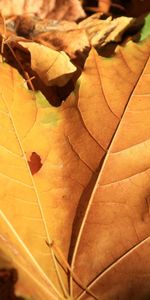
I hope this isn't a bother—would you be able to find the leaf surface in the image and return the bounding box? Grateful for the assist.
[0,61,71,298]
[0,210,58,300]
[71,47,150,299]
[77,40,150,152]
[0,58,102,298]
[0,39,150,300]
[19,41,76,86]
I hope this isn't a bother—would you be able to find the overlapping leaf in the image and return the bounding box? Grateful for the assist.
[1,12,137,60]
[71,46,150,298]
[26,14,135,58]
[19,41,76,86]
[0,0,85,21]
[78,14,134,46]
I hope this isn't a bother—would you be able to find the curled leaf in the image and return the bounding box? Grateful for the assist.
[19,41,76,86]
[79,14,134,46]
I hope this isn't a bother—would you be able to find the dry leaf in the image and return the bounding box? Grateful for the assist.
[19,41,76,86]
[0,0,85,21]
[90,16,134,46]
[33,19,78,36]
[1,12,139,61]
[70,43,150,298]
[33,29,90,59]
[79,14,134,46]
[45,0,86,21]
[31,14,135,59]
[98,0,111,14]
[0,60,102,298]
[0,62,69,299]
[0,211,59,300]
[0,38,150,300]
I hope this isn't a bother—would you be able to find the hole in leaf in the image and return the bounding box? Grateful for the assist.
[28,152,42,175]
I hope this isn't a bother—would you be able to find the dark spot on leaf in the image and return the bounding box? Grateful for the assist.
[28,152,42,175]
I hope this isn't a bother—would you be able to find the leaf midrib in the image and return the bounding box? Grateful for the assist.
[0,72,66,299]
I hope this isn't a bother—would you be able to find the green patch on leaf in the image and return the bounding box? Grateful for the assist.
[140,13,150,41]
[36,92,51,108]
[42,111,61,127]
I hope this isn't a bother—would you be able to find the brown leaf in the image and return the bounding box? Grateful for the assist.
[33,29,90,59]
[0,0,85,21]
[0,35,150,300]
[74,238,150,300]
[76,40,150,150]
[0,11,139,62]
[98,0,111,14]
[33,19,78,36]
[45,0,86,21]
[30,14,135,59]
[70,43,150,298]
[19,41,76,86]
[79,13,135,46]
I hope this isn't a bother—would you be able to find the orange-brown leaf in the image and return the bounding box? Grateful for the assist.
[71,47,150,299]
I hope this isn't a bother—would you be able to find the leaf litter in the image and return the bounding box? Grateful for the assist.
[0,1,150,300]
